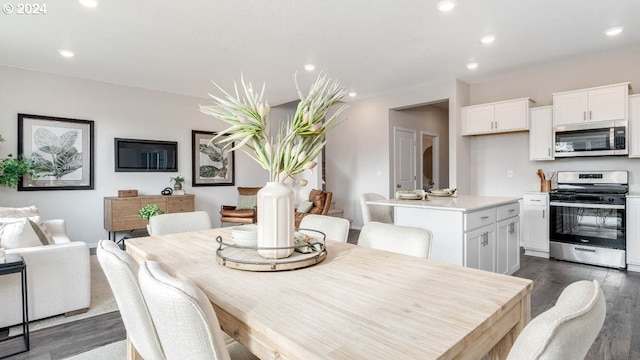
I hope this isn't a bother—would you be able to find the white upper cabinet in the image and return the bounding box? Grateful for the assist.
[529,106,554,161]
[630,95,640,158]
[552,83,629,126]
[462,98,530,136]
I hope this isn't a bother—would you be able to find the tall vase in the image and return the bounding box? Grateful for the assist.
[257,181,295,259]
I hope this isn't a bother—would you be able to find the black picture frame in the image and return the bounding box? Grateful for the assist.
[18,113,94,191]
[192,130,235,186]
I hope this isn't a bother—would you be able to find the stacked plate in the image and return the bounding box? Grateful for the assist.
[231,224,258,247]
[428,188,457,197]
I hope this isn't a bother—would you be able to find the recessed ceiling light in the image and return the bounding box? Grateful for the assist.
[348,92,357,97]
[466,62,478,70]
[58,49,75,58]
[78,0,98,8]
[437,1,456,12]
[480,35,495,44]
[304,64,315,71]
[605,26,623,37]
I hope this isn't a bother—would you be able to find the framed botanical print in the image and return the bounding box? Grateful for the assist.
[191,130,235,186]
[18,113,94,191]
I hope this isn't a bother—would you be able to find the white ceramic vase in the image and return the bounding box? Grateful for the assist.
[257,181,295,259]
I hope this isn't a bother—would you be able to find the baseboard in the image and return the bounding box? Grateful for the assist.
[65,308,90,317]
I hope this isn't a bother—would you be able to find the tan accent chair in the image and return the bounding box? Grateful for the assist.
[357,221,432,258]
[220,187,261,225]
[294,189,332,228]
[507,279,606,359]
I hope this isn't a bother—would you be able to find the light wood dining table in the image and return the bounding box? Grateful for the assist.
[126,227,532,360]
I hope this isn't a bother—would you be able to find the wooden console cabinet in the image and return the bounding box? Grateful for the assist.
[104,194,195,233]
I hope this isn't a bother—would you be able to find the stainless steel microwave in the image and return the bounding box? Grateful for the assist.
[554,120,627,157]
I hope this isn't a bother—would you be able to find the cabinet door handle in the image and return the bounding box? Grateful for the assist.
[548,148,551,157]
[583,111,586,121]
[494,121,498,129]
[542,209,545,219]
[481,215,490,220]
[509,209,516,212]
[589,110,592,120]
[530,199,541,202]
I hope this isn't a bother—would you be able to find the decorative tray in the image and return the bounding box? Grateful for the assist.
[215,229,327,272]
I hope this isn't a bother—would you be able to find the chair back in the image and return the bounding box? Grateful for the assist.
[96,240,165,360]
[299,214,350,242]
[357,222,432,258]
[138,261,232,360]
[149,211,212,236]
[507,279,606,360]
[360,193,393,224]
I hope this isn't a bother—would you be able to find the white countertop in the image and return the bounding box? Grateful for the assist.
[368,195,521,213]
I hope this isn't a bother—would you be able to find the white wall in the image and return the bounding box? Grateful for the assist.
[389,105,450,189]
[467,45,640,196]
[0,66,268,247]
[328,79,469,228]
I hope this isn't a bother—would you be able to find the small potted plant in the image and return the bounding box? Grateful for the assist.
[0,133,39,188]
[170,175,185,190]
[139,204,164,234]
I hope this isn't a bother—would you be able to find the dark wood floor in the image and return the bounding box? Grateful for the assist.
[2,232,638,359]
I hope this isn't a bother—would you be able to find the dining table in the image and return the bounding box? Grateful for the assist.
[125,227,532,360]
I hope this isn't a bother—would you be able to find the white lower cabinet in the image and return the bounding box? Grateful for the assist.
[522,193,549,258]
[497,216,520,275]
[627,197,640,271]
[465,224,496,272]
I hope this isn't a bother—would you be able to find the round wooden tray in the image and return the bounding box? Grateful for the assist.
[215,230,327,272]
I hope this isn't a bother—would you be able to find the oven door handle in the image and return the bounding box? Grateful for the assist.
[549,201,625,210]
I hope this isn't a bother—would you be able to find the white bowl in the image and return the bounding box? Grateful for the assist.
[232,225,258,247]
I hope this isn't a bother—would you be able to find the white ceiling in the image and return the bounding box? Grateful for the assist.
[2,0,639,104]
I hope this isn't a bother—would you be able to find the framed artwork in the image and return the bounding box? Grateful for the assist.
[191,130,235,186]
[18,113,94,191]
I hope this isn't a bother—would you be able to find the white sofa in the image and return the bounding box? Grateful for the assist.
[0,219,91,328]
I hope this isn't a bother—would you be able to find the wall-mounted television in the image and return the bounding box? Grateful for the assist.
[114,138,178,172]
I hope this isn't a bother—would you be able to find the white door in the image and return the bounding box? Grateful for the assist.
[394,127,416,192]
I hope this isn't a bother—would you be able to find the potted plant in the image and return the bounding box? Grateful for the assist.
[0,133,39,188]
[170,175,185,190]
[139,204,164,234]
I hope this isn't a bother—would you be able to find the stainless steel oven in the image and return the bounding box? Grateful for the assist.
[549,170,628,269]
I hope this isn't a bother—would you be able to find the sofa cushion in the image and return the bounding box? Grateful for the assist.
[0,205,39,218]
[0,218,44,249]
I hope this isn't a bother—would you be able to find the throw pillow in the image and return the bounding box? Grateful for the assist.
[0,218,44,249]
[297,200,314,213]
[236,195,257,210]
[29,219,51,245]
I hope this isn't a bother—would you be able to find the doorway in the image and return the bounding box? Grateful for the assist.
[422,133,439,190]
[393,127,417,192]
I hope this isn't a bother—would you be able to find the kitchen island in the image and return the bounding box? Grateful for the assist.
[367,195,521,274]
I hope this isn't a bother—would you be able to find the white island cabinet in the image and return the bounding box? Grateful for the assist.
[368,196,521,275]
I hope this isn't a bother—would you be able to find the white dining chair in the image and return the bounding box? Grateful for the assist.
[96,240,166,360]
[138,261,258,360]
[507,279,606,360]
[299,214,351,242]
[360,193,393,224]
[148,211,212,236]
[357,221,432,258]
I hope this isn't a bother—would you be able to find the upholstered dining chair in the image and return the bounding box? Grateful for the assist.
[357,221,432,258]
[148,211,212,236]
[299,214,350,242]
[138,261,258,360]
[360,193,394,224]
[220,187,261,226]
[507,279,606,360]
[96,240,165,360]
